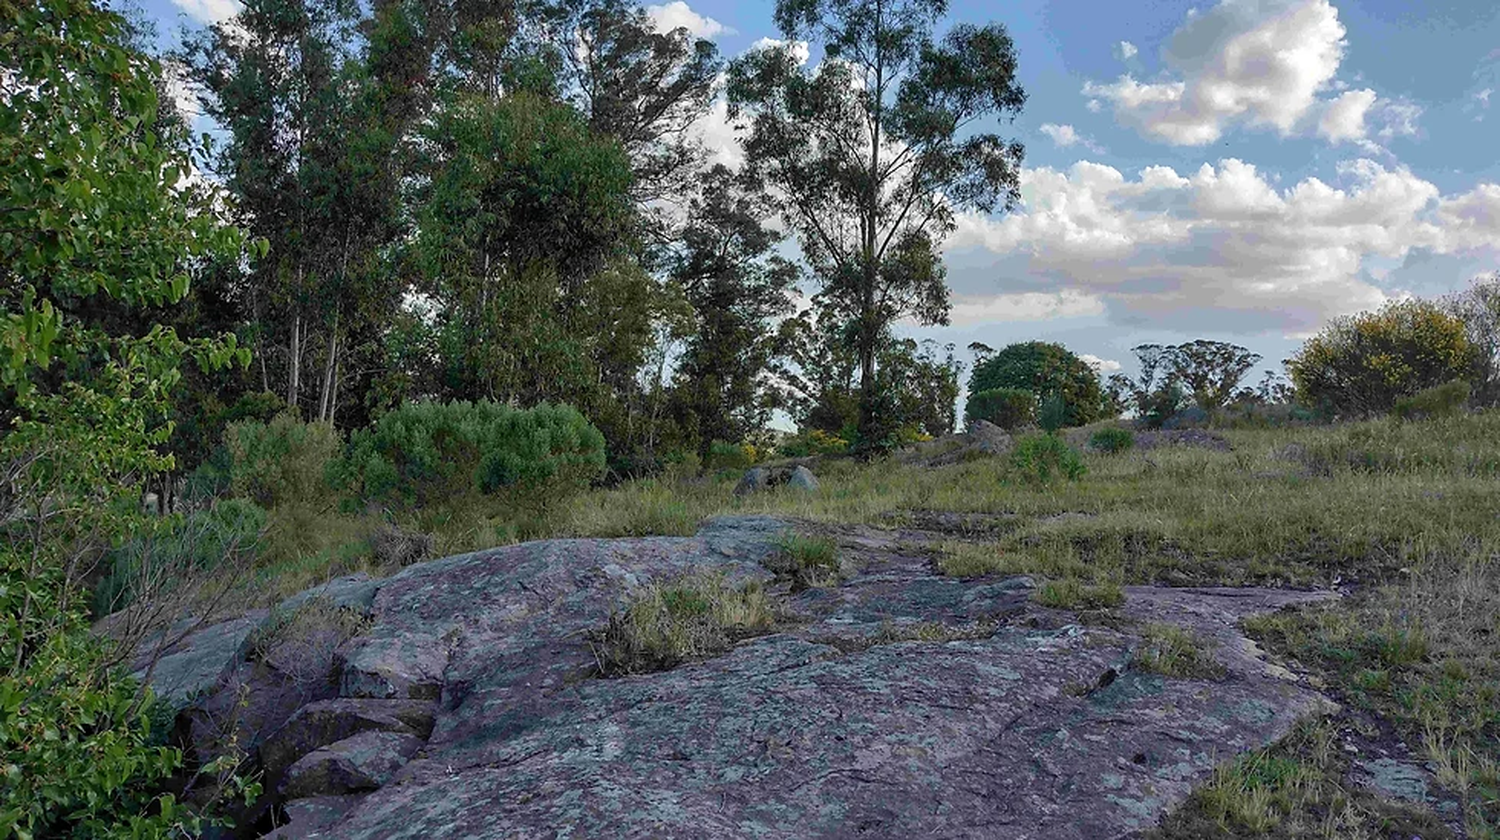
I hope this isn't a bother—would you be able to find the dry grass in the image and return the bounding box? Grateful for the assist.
[1132,623,1225,680]
[589,571,781,676]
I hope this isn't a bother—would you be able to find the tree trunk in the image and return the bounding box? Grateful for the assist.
[317,313,339,423]
[288,310,302,413]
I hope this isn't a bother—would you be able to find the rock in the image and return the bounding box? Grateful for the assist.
[202,517,1333,839]
[733,466,770,496]
[130,612,267,710]
[916,420,1014,467]
[968,418,1013,454]
[260,698,436,785]
[278,574,381,616]
[263,795,366,839]
[281,730,425,799]
[787,465,819,492]
[1355,757,1431,804]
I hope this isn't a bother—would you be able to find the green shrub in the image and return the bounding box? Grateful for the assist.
[1010,433,1087,484]
[226,414,342,508]
[1089,427,1136,454]
[1287,300,1478,418]
[964,387,1035,430]
[778,428,850,458]
[343,400,606,510]
[968,341,1107,427]
[1038,393,1068,434]
[1393,379,1470,422]
[706,440,757,472]
[92,499,266,618]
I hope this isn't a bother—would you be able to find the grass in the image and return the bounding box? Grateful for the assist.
[1035,578,1126,610]
[588,571,780,676]
[765,532,844,589]
[1132,623,1225,679]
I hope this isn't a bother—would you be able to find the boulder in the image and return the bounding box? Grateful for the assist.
[787,465,819,491]
[263,795,366,839]
[260,697,436,784]
[280,730,425,799]
[734,465,820,495]
[733,466,770,496]
[130,612,266,710]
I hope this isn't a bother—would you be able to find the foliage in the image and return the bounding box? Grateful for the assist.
[727,0,1025,453]
[1089,427,1136,454]
[590,572,778,675]
[1009,433,1086,484]
[343,401,606,511]
[92,499,267,618]
[766,533,843,590]
[1445,272,1500,406]
[705,440,758,472]
[0,0,257,833]
[1108,341,1260,426]
[1037,392,1068,434]
[778,428,850,458]
[1287,299,1477,418]
[1166,340,1262,411]
[1133,624,1225,679]
[970,342,1106,428]
[1393,379,1470,422]
[964,387,1035,430]
[1034,578,1124,610]
[226,415,342,507]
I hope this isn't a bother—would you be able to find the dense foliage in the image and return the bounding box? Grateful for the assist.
[968,342,1106,428]
[343,401,607,510]
[0,0,255,832]
[965,388,1035,430]
[1287,300,1478,418]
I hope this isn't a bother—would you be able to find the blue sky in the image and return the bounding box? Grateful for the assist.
[139,0,1500,384]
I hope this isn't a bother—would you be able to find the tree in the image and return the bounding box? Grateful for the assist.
[1,0,254,831]
[1287,300,1478,418]
[969,342,1105,427]
[727,0,1025,453]
[1446,272,1500,406]
[667,166,798,459]
[1168,340,1261,411]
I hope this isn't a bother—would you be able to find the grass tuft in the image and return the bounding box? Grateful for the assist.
[766,532,844,590]
[1132,623,1225,680]
[589,572,780,676]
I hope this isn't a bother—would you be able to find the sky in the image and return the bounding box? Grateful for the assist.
[138,0,1500,384]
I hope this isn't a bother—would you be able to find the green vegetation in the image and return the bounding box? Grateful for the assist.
[766,532,845,590]
[969,341,1108,427]
[1132,624,1224,679]
[590,572,780,676]
[1288,299,1478,418]
[1393,378,1471,421]
[1034,578,1126,611]
[1010,433,1088,484]
[1089,427,1136,454]
[965,387,1037,430]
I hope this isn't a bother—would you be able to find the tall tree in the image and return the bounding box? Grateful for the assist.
[667,165,799,458]
[1168,339,1261,411]
[727,0,1025,453]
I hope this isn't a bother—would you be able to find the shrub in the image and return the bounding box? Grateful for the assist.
[706,440,757,472]
[968,341,1107,427]
[766,533,843,589]
[226,414,342,508]
[343,401,606,510]
[1010,433,1087,484]
[1287,300,1478,418]
[1393,379,1470,422]
[1037,393,1068,434]
[778,428,850,458]
[92,499,266,618]
[1089,427,1135,454]
[964,387,1035,430]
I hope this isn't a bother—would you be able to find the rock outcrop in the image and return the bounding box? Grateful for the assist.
[149,516,1337,839]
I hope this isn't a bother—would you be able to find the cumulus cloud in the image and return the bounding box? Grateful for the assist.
[748,37,811,66]
[171,0,239,24]
[645,2,731,39]
[947,291,1106,325]
[1116,41,1138,60]
[1083,0,1416,148]
[1080,354,1123,374]
[946,158,1498,333]
[1038,123,1105,153]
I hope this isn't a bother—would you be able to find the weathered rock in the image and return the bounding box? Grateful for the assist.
[787,465,819,491]
[263,795,366,839]
[203,517,1334,839]
[278,574,381,616]
[260,697,435,785]
[734,466,770,495]
[280,730,425,799]
[916,419,1015,467]
[130,612,267,709]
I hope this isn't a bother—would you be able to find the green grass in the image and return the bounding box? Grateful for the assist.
[588,572,780,676]
[1132,623,1225,679]
[766,532,844,589]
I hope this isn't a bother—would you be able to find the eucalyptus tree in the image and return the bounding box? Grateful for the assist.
[727,0,1026,453]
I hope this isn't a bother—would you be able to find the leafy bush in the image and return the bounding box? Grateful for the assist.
[968,341,1107,427]
[964,387,1035,430]
[343,400,606,510]
[92,499,266,618]
[1287,300,1478,418]
[1393,379,1469,422]
[1089,427,1135,454]
[1010,433,1087,483]
[778,428,850,457]
[226,415,342,508]
[706,440,757,472]
[1038,393,1068,434]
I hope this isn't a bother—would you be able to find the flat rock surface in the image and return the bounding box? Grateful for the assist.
[213,516,1331,839]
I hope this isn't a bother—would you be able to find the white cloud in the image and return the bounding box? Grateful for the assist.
[947,291,1106,325]
[1116,41,1138,60]
[645,2,731,39]
[171,0,239,24]
[1375,99,1421,139]
[1080,354,1123,374]
[1317,88,1376,143]
[748,37,811,66]
[1038,123,1105,153]
[947,158,1499,333]
[1083,0,1349,145]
